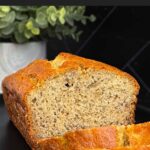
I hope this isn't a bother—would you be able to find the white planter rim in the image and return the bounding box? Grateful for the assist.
[0,41,46,44]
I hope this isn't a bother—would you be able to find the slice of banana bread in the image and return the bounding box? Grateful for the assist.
[37,122,150,150]
[83,145,150,150]
[2,52,140,149]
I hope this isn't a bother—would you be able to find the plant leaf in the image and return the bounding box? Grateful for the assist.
[16,12,28,20]
[48,15,56,26]
[65,17,74,26]
[18,21,26,33]
[46,6,57,14]
[11,6,29,12]
[0,21,9,29]
[1,23,15,35]
[76,6,85,16]
[14,31,27,43]
[27,6,38,11]
[89,14,96,22]
[1,11,15,23]
[26,20,33,30]
[0,11,6,17]
[37,6,47,14]
[58,7,66,24]
[36,12,48,29]
[47,6,58,26]
[51,13,57,22]
[0,6,10,13]
[31,27,40,35]
[56,32,62,40]
[81,18,87,25]
[24,29,33,39]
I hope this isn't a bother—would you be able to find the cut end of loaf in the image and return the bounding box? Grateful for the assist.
[27,67,137,139]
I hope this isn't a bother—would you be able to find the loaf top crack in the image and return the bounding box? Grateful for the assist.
[2,52,140,149]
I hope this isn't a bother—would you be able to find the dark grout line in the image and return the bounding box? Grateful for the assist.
[137,104,150,114]
[128,65,150,93]
[75,6,117,55]
[122,41,150,70]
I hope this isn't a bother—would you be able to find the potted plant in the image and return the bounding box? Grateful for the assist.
[0,6,95,92]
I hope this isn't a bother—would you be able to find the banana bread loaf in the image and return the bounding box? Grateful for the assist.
[2,52,140,149]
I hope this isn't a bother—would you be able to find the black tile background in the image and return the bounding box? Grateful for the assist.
[47,6,150,123]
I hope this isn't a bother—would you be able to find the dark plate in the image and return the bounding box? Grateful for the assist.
[0,94,150,150]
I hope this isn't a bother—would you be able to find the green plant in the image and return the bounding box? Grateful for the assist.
[0,6,96,43]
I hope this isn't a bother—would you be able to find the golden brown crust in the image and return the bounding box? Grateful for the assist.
[84,145,150,150]
[126,122,150,146]
[36,122,150,150]
[36,127,117,150]
[113,146,150,150]
[2,52,140,150]
[64,126,117,149]
[37,137,66,150]
[83,145,150,150]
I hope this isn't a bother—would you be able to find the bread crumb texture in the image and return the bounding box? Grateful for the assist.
[28,68,137,138]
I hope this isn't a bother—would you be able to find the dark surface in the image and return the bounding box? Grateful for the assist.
[0,6,150,149]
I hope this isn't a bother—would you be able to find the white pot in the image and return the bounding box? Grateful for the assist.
[0,41,46,93]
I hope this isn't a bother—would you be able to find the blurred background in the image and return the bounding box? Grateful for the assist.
[0,6,150,149]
